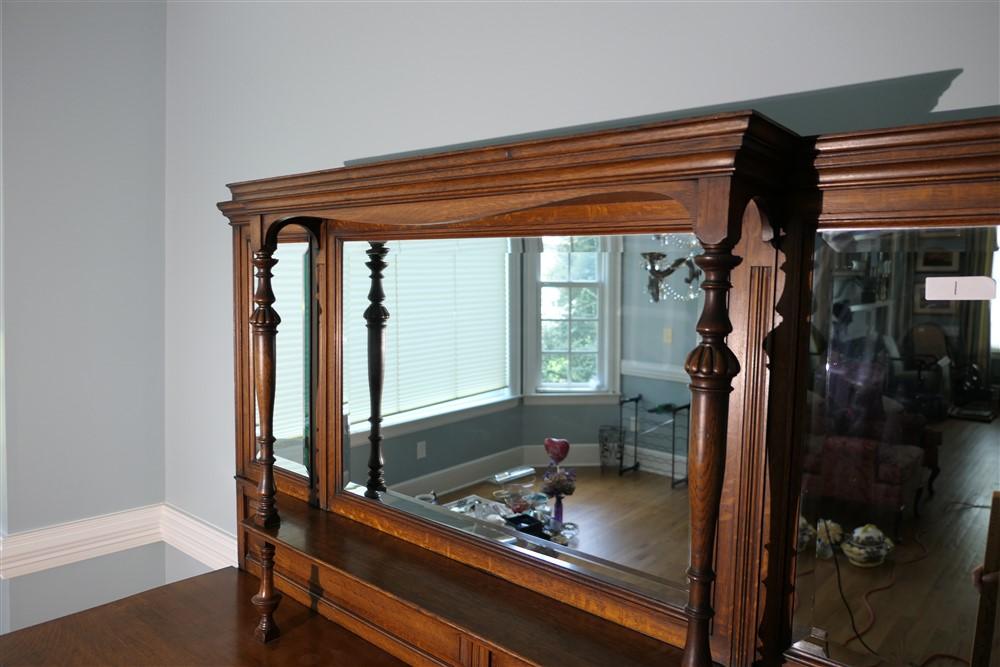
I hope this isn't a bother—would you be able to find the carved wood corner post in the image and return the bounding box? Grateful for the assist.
[251,247,281,528]
[252,540,282,642]
[683,179,743,667]
[364,242,390,499]
[250,246,284,643]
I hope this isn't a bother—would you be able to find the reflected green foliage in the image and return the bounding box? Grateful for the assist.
[569,252,597,281]
[538,236,603,387]
[570,287,598,318]
[571,321,598,351]
[542,353,569,383]
[542,320,569,351]
[569,353,598,383]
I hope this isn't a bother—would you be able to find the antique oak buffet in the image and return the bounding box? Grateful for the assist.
[217,111,1000,667]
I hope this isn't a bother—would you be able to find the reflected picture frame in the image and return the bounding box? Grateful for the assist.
[913,281,958,315]
[916,249,960,272]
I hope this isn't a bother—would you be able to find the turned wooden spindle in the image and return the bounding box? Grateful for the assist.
[364,242,390,499]
[252,541,282,642]
[682,241,742,667]
[251,248,281,527]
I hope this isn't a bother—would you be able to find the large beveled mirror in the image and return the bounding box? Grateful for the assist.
[792,225,1000,664]
[340,232,703,602]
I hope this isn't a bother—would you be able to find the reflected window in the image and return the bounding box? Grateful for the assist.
[343,238,513,430]
[531,236,612,390]
[342,233,699,603]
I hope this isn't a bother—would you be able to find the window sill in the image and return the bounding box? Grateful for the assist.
[349,390,519,447]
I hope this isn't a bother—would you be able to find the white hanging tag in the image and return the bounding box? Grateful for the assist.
[924,276,997,301]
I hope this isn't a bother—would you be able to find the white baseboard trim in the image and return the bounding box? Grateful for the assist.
[0,503,237,580]
[0,505,163,579]
[391,443,601,497]
[636,446,688,481]
[160,505,238,571]
[390,448,524,497]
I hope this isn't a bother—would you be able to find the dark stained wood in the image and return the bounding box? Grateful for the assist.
[241,487,686,667]
[363,241,389,499]
[810,116,1000,230]
[250,247,280,528]
[251,540,281,642]
[218,111,791,223]
[0,568,406,667]
[971,491,1000,667]
[233,222,323,509]
[684,177,744,667]
[713,195,814,666]
[219,112,1000,667]
[330,470,691,650]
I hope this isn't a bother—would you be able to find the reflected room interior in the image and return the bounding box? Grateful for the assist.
[263,225,1000,658]
[793,226,1000,665]
[336,233,702,601]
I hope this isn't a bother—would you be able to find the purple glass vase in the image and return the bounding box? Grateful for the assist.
[554,495,564,524]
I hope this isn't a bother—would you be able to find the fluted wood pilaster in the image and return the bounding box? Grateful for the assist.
[682,241,742,667]
[364,242,390,499]
[251,248,281,528]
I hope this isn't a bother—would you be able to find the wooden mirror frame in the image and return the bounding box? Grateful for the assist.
[220,112,999,667]
[782,118,1000,667]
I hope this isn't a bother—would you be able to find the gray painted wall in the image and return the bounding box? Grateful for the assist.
[521,403,618,447]
[2,2,166,533]
[350,402,618,486]
[350,406,522,485]
[164,1,999,532]
[621,235,702,369]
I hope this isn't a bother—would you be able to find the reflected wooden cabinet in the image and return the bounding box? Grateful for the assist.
[218,112,1000,667]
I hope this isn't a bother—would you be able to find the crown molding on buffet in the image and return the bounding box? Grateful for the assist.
[813,116,1000,187]
[809,116,1000,229]
[0,504,237,579]
[217,110,798,220]
[218,112,1000,234]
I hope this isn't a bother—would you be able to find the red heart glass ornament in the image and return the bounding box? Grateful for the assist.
[544,437,570,464]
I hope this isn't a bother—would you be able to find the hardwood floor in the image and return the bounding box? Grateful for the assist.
[439,465,691,588]
[794,417,1000,665]
[0,567,405,667]
[438,418,998,663]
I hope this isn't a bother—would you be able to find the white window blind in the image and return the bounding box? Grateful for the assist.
[344,238,510,425]
[272,242,309,440]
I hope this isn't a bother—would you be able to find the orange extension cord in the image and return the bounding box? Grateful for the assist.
[840,529,971,666]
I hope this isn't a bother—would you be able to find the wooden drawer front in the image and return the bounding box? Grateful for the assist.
[273,547,512,667]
